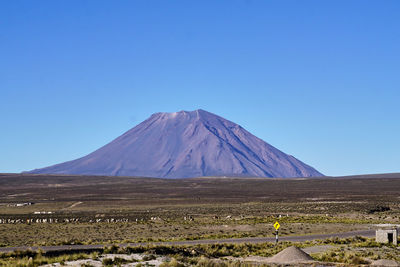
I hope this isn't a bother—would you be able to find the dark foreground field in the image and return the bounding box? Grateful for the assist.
[2,173,400,204]
[0,173,399,247]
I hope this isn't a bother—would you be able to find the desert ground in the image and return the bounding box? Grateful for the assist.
[0,173,399,266]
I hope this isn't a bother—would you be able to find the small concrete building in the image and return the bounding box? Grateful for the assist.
[376,227,398,245]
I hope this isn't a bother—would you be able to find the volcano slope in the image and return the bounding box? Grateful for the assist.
[28,109,323,178]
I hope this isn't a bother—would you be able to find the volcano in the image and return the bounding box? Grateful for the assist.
[29,109,323,178]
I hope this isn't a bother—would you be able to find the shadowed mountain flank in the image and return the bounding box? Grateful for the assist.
[29,110,323,178]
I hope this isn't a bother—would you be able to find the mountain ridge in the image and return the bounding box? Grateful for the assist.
[28,109,323,178]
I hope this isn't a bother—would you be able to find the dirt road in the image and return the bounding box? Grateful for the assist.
[0,229,374,254]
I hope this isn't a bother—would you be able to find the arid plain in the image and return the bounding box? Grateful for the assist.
[1,173,400,266]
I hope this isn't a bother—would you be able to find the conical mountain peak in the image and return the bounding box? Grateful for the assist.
[152,109,218,121]
[29,110,323,178]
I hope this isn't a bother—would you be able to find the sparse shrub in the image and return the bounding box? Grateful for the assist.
[160,258,185,267]
[143,254,157,261]
[104,244,120,254]
[368,205,390,214]
[102,257,114,266]
[350,255,368,265]
[356,239,383,248]
[102,255,136,265]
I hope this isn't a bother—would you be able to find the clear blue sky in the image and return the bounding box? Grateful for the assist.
[1,0,399,176]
